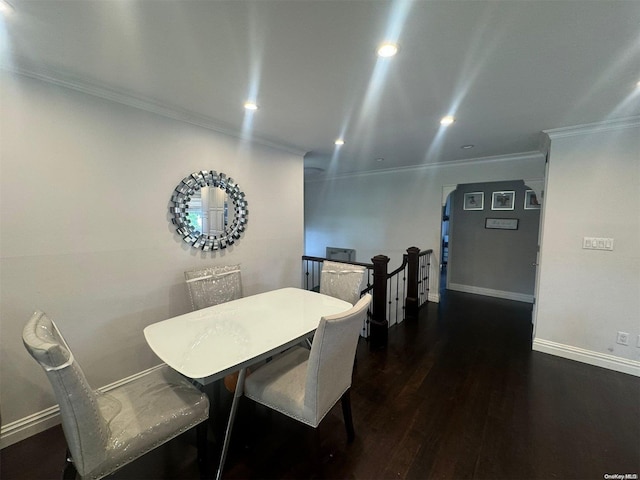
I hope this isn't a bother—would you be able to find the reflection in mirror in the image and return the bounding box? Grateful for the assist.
[170,171,248,251]
[187,187,237,237]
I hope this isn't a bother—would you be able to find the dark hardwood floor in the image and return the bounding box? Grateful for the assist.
[2,290,639,479]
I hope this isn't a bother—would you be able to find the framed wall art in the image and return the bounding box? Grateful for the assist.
[463,192,484,211]
[491,191,515,210]
[485,218,519,230]
[524,190,541,210]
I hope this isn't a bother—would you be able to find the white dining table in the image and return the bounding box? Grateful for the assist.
[143,287,352,479]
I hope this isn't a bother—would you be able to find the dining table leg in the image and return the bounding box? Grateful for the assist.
[215,367,246,480]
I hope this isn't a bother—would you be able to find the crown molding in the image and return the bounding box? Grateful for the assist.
[305,150,545,183]
[543,116,640,139]
[1,65,308,157]
[538,131,551,155]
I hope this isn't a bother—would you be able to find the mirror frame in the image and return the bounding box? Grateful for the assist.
[169,170,248,251]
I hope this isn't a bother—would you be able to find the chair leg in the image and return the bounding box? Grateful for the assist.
[196,421,209,478]
[305,425,322,477]
[62,449,78,480]
[340,389,355,443]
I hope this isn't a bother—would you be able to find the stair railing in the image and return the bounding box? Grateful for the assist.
[302,247,433,349]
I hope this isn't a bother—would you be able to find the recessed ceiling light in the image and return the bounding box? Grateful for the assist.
[440,115,455,126]
[461,144,474,149]
[0,0,14,15]
[377,43,398,58]
[243,101,258,111]
[334,138,345,146]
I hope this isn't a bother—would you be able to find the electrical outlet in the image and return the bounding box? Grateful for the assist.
[616,331,629,346]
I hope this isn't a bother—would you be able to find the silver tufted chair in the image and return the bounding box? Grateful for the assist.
[244,294,371,442]
[185,264,244,392]
[184,264,242,311]
[319,260,366,306]
[22,311,209,480]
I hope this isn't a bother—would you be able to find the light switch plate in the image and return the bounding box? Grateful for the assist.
[583,237,614,251]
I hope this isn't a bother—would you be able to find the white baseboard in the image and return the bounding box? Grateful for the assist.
[427,292,440,303]
[0,405,62,450]
[448,283,534,303]
[0,364,166,449]
[533,338,640,377]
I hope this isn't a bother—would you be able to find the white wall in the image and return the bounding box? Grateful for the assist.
[0,71,304,443]
[533,120,640,375]
[304,152,545,298]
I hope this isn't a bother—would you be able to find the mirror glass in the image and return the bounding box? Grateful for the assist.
[186,187,237,237]
[169,171,248,251]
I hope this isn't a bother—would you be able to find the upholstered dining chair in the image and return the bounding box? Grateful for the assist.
[243,294,372,444]
[184,264,242,311]
[185,264,244,393]
[22,311,210,480]
[319,260,367,306]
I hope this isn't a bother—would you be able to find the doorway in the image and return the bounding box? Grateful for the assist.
[441,180,541,304]
[440,194,451,296]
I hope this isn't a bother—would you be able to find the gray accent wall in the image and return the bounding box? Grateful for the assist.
[448,180,540,299]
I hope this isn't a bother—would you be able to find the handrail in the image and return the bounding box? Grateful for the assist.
[388,254,408,278]
[301,255,374,269]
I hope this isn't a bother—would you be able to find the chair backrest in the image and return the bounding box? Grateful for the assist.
[304,294,372,425]
[319,260,366,305]
[184,264,242,310]
[22,311,109,476]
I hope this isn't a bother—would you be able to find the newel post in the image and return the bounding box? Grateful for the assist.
[370,255,389,350]
[405,246,420,320]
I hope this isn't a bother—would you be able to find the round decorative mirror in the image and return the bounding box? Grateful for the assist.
[169,170,248,251]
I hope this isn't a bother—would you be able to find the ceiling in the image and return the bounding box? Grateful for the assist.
[2,0,639,177]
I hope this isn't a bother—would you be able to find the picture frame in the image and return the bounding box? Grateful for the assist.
[463,192,484,211]
[491,191,515,210]
[485,218,519,230]
[524,190,541,210]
